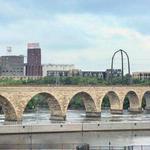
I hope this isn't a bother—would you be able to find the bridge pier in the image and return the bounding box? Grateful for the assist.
[50,115,66,121]
[110,109,123,114]
[86,112,101,118]
[5,116,18,121]
[128,108,143,113]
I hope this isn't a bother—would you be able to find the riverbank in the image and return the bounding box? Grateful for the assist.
[0,121,150,134]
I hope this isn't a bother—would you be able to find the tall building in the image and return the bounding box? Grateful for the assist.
[0,55,24,76]
[26,43,42,76]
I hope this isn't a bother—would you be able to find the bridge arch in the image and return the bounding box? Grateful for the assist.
[22,92,64,120]
[100,91,122,113]
[123,91,141,112]
[0,95,17,121]
[67,91,99,117]
[142,91,150,110]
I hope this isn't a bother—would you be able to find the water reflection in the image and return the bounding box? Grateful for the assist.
[0,131,150,149]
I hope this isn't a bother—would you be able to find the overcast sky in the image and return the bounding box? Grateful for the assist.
[0,0,150,72]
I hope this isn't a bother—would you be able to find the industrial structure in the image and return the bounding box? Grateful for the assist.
[111,49,131,83]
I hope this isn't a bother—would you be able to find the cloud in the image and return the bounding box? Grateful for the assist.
[0,0,150,72]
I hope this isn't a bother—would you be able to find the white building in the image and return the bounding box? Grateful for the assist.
[132,72,150,80]
[42,64,76,77]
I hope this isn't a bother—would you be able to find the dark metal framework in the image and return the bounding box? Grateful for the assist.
[111,49,131,83]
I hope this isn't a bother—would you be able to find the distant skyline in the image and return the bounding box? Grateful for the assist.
[0,0,150,72]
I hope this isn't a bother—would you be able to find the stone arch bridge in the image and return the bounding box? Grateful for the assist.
[0,86,150,121]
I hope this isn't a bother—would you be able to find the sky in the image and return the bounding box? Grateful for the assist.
[0,0,150,72]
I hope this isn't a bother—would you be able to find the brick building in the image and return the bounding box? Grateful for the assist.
[0,55,24,76]
[26,43,42,76]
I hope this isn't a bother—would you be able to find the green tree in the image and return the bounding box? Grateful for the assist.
[68,95,85,110]
[101,96,110,109]
[123,97,130,110]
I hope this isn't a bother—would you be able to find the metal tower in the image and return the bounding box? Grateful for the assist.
[111,49,131,84]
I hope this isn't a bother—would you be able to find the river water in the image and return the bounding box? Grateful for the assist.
[0,110,150,149]
[0,109,150,125]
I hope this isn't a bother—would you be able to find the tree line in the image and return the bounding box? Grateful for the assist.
[0,76,150,86]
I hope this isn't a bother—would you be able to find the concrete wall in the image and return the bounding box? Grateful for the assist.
[0,121,150,134]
